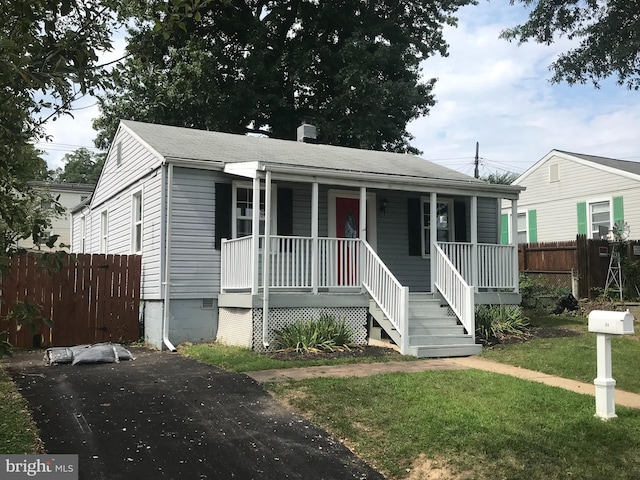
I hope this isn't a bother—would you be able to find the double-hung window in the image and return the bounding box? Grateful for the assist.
[132,192,143,253]
[517,213,528,243]
[590,200,611,239]
[420,197,453,256]
[232,183,277,238]
[80,216,86,253]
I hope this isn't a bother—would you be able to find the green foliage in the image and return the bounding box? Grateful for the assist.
[274,314,354,353]
[475,304,529,342]
[503,1,640,90]
[50,148,105,185]
[94,0,475,153]
[0,366,43,453]
[482,171,519,184]
[519,273,570,309]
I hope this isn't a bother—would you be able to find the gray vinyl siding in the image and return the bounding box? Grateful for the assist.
[169,167,220,298]
[71,173,163,299]
[478,197,499,243]
[91,127,162,207]
[503,153,640,242]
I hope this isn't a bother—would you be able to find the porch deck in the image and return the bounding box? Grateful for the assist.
[220,236,520,357]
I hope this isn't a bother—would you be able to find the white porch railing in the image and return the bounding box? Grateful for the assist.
[438,242,517,290]
[433,243,475,337]
[220,236,253,289]
[361,241,409,354]
[318,238,361,288]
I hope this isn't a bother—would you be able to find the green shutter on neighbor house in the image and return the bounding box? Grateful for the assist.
[577,202,587,235]
[528,209,537,243]
[613,196,624,226]
[500,214,509,244]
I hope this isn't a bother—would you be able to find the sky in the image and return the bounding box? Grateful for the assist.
[38,1,640,178]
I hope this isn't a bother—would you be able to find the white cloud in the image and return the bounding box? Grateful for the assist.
[409,2,640,175]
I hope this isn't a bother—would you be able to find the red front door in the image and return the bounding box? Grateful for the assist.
[335,197,360,285]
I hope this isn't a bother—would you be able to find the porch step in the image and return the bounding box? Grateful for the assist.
[369,294,481,359]
[409,343,482,358]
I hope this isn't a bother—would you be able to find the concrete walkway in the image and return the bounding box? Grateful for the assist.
[246,356,640,410]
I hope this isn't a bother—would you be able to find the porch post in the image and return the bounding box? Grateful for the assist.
[311,182,319,294]
[471,196,478,291]
[511,199,519,293]
[430,192,437,293]
[262,170,272,347]
[251,176,261,295]
[359,187,366,288]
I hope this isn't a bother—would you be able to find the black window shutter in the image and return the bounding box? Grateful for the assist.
[277,188,293,236]
[408,198,421,256]
[454,200,468,242]
[215,183,232,250]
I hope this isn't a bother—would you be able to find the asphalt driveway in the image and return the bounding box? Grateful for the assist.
[7,348,384,480]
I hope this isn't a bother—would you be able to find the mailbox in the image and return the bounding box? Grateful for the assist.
[588,310,634,335]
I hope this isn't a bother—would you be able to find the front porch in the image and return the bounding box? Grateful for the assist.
[219,235,520,357]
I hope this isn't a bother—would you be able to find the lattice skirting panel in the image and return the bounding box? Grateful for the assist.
[217,307,254,348]
[252,307,369,353]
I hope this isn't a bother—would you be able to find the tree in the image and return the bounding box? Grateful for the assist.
[482,171,519,184]
[503,1,640,90]
[0,0,204,356]
[52,148,106,184]
[94,0,475,154]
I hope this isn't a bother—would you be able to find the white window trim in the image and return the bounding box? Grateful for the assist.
[327,189,378,251]
[80,215,86,253]
[420,196,454,258]
[131,190,143,254]
[587,197,613,239]
[231,181,277,238]
[507,211,528,244]
[100,209,109,254]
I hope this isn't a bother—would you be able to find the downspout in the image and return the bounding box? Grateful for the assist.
[262,170,272,348]
[162,163,177,351]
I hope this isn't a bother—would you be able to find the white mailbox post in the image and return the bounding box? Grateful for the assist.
[587,310,635,420]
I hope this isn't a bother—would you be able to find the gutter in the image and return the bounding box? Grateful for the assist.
[162,163,177,352]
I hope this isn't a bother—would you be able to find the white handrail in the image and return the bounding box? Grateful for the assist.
[433,243,474,337]
[438,242,516,289]
[361,241,409,354]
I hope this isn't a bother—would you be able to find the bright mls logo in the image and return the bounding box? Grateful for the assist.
[0,455,78,479]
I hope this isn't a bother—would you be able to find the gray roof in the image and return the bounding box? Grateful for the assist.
[559,150,640,176]
[122,120,487,186]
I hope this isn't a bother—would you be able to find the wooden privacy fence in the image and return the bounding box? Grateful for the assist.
[0,253,141,348]
[518,235,640,299]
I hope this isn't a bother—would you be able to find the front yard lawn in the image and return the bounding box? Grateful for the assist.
[268,369,640,480]
[482,312,640,393]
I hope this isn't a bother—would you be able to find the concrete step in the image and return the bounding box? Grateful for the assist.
[409,343,482,358]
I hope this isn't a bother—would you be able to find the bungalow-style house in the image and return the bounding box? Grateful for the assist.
[501,150,640,243]
[18,182,94,250]
[72,120,523,357]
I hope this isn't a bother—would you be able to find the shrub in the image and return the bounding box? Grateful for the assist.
[519,273,571,309]
[274,314,354,353]
[476,304,530,343]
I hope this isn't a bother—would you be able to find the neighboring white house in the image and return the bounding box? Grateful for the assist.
[17,182,95,250]
[72,120,523,357]
[501,150,640,244]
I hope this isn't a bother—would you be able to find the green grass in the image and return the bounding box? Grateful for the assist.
[482,313,640,393]
[0,365,42,453]
[179,342,414,372]
[269,370,640,480]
